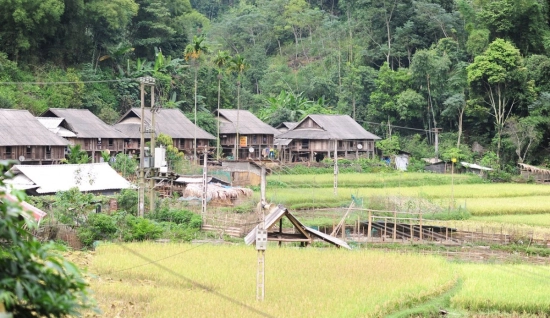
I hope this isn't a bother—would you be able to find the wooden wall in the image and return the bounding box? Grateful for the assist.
[0,145,65,162]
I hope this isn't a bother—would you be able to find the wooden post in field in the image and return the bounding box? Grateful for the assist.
[419,211,423,241]
[367,210,372,242]
[393,210,397,242]
[383,216,387,241]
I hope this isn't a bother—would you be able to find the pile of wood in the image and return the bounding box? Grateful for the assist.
[183,183,253,202]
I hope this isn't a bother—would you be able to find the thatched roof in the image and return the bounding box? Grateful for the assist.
[183,183,253,200]
[518,163,550,175]
[277,114,380,140]
[0,109,69,146]
[115,108,215,140]
[42,108,126,139]
[215,109,280,135]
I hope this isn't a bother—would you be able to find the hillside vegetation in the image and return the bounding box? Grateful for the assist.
[2,0,550,168]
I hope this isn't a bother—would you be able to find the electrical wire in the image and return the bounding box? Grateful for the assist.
[102,242,276,318]
[0,78,135,85]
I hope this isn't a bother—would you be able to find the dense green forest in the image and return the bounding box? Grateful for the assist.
[1,0,550,169]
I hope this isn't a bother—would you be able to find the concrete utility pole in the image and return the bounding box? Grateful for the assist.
[138,76,155,218]
[334,140,338,196]
[256,164,267,301]
[201,146,208,219]
[149,88,157,213]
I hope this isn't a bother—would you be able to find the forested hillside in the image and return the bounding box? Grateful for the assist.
[1,0,550,168]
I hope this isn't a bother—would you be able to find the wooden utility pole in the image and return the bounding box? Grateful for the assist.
[433,128,442,158]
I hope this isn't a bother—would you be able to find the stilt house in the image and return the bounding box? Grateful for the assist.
[41,109,126,163]
[214,109,280,160]
[115,108,215,158]
[0,109,68,164]
[275,114,380,162]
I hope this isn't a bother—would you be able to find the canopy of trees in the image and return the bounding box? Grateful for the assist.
[2,0,550,167]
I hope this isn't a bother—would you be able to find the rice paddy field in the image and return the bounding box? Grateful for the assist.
[85,243,550,317]
[264,173,550,217]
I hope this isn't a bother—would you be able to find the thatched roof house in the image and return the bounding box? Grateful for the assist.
[115,108,215,156]
[275,114,380,162]
[0,109,68,164]
[41,108,126,162]
[214,109,280,160]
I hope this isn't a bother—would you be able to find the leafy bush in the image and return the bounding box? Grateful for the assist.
[111,153,138,177]
[0,161,95,316]
[77,213,118,246]
[147,207,201,227]
[117,189,139,214]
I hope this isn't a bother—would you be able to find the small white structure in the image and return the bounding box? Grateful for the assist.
[6,163,132,195]
[461,162,493,177]
[395,153,410,171]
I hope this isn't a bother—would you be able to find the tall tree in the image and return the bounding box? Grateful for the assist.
[228,54,249,160]
[467,39,532,159]
[185,35,209,164]
[213,50,231,159]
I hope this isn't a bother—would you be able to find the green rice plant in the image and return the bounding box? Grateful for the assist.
[451,264,550,315]
[472,213,550,226]
[465,196,550,216]
[268,172,484,189]
[89,243,456,317]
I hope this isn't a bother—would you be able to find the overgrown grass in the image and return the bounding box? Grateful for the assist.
[451,264,550,315]
[89,243,456,317]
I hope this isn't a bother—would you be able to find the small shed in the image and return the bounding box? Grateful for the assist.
[244,204,351,249]
[423,160,450,174]
[518,163,550,183]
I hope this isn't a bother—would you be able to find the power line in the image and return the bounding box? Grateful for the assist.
[356,120,431,133]
[0,78,135,85]
[103,242,207,275]
[106,243,276,318]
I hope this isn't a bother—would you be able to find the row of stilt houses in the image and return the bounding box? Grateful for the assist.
[0,107,380,165]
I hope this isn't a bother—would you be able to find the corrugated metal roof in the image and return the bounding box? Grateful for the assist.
[277,114,381,140]
[461,162,493,171]
[9,163,131,194]
[0,110,69,146]
[43,109,127,139]
[244,205,351,249]
[115,108,215,140]
[37,117,77,138]
[216,109,281,135]
[274,138,292,146]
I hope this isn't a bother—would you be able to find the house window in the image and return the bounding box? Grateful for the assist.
[338,141,343,148]
[108,139,114,147]
[301,140,309,150]
[5,146,12,155]
[45,146,51,159]
[350,141,354,148]
[26,146,31,156]
[262,135,267,143]
[252,135,257,144]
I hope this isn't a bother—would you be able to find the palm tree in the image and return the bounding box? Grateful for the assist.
[184,35,210,164]
[228,54,249,160]
[213,50,231,159]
